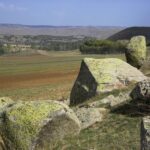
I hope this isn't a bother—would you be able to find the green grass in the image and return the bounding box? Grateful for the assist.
[0,83,72,101]
[0,51,125,76]
[0,51,149,149]
[54,113,141,150]
[52,84,143,150]
[0,51,125,101]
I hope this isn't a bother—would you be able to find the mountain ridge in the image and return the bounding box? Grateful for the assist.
[0,23,124,39]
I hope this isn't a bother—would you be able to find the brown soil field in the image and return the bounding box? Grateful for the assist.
[0,52,126,100]
[0,70,78,89]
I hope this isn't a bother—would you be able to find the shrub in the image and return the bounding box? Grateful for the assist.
[80,39,127,54]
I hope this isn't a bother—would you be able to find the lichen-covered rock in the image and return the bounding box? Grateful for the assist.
[0,100,81,150]
[88,92,131,110]
[88,95,115,108]
[130,79,150,101]
[141,116,150,150]
[70,58,147,105]
[0,97,14,123]
[0,97,14,110]
[126,36,147,69]
[109,92,131,110]
[74,107,107,129]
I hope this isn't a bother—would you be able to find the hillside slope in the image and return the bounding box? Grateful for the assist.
[0,24,123,39]
[108,27,150,42]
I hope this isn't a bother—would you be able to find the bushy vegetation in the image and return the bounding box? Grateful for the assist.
[0,35,88,52]
[80,39,127,54]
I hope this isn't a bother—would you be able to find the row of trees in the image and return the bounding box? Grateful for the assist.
[31,40,83,51]
[0,35,87,52]
[80,39,127,54]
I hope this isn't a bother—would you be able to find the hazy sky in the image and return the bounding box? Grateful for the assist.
[0,0,150,26]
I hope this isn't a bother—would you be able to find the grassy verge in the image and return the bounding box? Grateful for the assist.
[54,113,141,150]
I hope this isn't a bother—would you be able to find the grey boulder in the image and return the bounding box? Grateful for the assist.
[74,107,107,129]
[131,79,150,101]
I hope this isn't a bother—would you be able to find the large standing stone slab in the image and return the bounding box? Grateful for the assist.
[126,36,147,69]
[70,58,147,105]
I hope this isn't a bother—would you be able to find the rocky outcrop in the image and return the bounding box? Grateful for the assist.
[70,58,146,105]
[0,97,14,112]
[0,99,81,150]
[126,36,147,69]
[130,79,150,101]
[74,107,107,129]
[88,92,131,110]
[141,116,150,150]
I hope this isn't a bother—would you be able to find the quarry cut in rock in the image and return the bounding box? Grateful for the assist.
[70,58,147,105]
[141,116,150,150]
[0,100,81,150]
[126,36,147,69]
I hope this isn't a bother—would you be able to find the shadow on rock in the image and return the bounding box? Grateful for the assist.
[111,100,150,117]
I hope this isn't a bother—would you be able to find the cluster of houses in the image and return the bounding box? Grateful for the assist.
[3,43,31,52]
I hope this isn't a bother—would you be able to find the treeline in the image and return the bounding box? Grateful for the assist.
[80,39,127,54]
[0,35,88,52]
[31,40,83,51]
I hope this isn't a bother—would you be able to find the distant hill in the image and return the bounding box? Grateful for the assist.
[0,24,124,39]
[108,27,150,42]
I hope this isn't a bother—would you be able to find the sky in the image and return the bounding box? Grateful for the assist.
[0,0,150,27]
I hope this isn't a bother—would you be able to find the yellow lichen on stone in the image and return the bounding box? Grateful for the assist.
[126,36,147,68]
[0,97,14,109]
[70,57,146,105]
[84,58,125,92]
[1,101,62,150]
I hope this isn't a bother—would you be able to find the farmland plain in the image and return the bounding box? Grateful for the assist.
[0,50,149,149]
[0,51,125,101]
